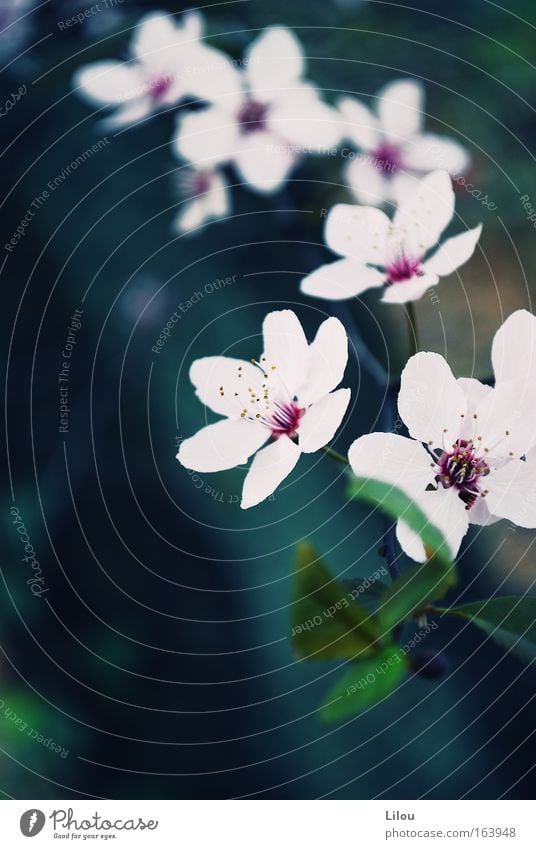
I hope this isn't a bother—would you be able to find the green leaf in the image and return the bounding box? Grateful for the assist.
[347,476,457,632]
[436,596,536,663]
[292,542,382,661]
[320,645,409,722]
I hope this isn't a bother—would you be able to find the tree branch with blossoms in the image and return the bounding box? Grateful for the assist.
[73,9,536,721]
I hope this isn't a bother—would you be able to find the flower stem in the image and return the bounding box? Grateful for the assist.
[321,445,348,466]
[406,301,419,358]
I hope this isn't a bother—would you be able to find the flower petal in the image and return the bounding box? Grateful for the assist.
[403,133,470,175]
[398,351,466,449]
[74,61,142,106]
[485,452,536,528]
[325,203,391,263]
[189,356,262,417]
[99,98,153,131]
[234,132,295,193]
[245,26,304,97]
[241,435,301,508]
[381,273,439,304]
[172,173,229,233]
[131,13,193,64]
[492,309,536,387]
[338,96,380,151]
[424,225,481,277]
[348,432,435,498]
[345,157,391,206]
[173,106,240,166]
[396,487,469,562]
[377,78,424,142]
[299,388,351,453]
[393,170,455,255]
[268,84,342,149]
[472,378,536,459]
[261,309,309,398]
[457,377,492,440]
[467,496,501,527]
[178,419,268,473]
[301,258,385,301]
[299,317,348,405]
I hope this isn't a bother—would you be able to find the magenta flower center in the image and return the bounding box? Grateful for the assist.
[267,401,305,437]
[237,100,269,134]
[436,440,490,509]
[373,142,401,175]
[386,255,422,283]
[149,75,173,101]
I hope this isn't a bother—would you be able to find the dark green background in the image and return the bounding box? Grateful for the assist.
[1,0,535,798]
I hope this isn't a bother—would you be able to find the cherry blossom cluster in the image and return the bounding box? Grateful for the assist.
[73,11,536,564]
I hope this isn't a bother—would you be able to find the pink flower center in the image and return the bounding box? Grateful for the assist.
[386,255,422,283]
[373,142,401,175]
[237,100,269,134]
[149,75,173,102]
[267,401,305,437]
[436,439,490,509]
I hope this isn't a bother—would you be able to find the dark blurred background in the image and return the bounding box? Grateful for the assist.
[1,0,535,799]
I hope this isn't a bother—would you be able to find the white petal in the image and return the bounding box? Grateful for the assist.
[99,98,152,131]
[398,351,466,449]
[234,132,295,193]
[403,133,470,175]
[261,310,309,398]
[178,419,268,473]
[171,42,244,108]
[457,377,492,440]
[241,435,301,508]
[485,453,536,528]
[298,388,351,453]
[173,106,239,166]
[132,13,188,63]
[381,273,439,304]
[325,203,391,263]
[467,497,501,527]
[348,432,435,497]
[173,170,230,232]
[424,225,481,277]
[472,378,536,459]
[396,487,469,562]
[74,62,142,106]
[245,26,304,97]
[377,78,424,142]
[345,157,391,207]
[269,84,342,148]
[338,96,380,151]
[492,309,536,387]
[393,170,455,255]
[301,258,385,301]
[299,317,348,406]
[189,356,262,418]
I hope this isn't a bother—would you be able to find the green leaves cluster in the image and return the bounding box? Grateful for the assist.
[292,476,536,722]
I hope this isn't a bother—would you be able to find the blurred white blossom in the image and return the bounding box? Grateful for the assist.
[73,10,236,130]
[339,79,470,206]
[172,166,230,233]
[173,26,341,194]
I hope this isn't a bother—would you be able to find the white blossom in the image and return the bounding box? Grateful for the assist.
[177,310,350,508]
[172,26,341,194]
[339,78,469,206]
[73,11,236,130]
[348,317,536,560]
[302,170,481,304]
